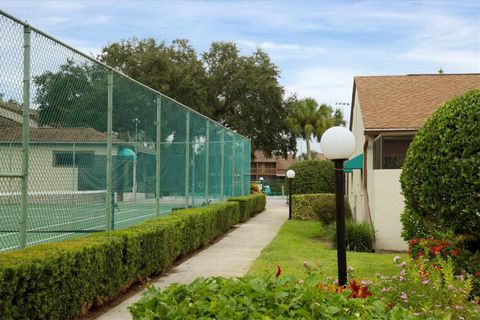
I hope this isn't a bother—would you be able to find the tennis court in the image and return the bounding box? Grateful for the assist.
[0,11,251,252]
[0,191,210,251]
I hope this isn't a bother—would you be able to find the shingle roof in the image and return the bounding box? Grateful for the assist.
[0,127,116,143]
[0,127,156,154]
[0,101,38,120]
[353,74,480,131]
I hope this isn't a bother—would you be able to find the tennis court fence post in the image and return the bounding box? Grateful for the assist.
[111,192,115,230]
[241,140,245,195]
[105,70,113,231]
[156,95,161,217]
[19,24,31,249]
[220,129,224,199]
[205,121,209,203]
[185,112,190,208]
[232,134,235,197]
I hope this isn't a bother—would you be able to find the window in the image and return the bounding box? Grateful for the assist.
[373,136,414,169]
[53,151,94,167]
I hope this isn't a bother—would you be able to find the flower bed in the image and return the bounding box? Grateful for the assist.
[131,254,480,319]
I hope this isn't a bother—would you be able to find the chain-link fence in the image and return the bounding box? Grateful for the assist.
[0,11,251,252]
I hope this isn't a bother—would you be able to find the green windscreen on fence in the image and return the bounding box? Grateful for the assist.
[0,10,251,252]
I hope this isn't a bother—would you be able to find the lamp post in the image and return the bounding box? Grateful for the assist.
[259,176,264,192]
[286,169,295,220]
[320,126,355,286]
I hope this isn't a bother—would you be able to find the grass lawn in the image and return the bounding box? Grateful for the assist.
[247,220,407,280]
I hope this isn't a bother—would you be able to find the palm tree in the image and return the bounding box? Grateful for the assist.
[287,98,345,160]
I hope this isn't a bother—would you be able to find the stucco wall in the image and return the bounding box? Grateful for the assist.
[370,169,408,251]
[348,90,367,222]
[348,88,408,251]
[0,144,116,193]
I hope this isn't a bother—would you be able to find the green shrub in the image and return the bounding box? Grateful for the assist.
[312,195,352,225]
[0,235,125,319]
[0,200,244,319]
[228,193,266,221]
[292,194,351,222]
[130,277,415,319]
[400,89,480,293]
[330,220,375,252]
[400,88,480,241]
[287,160,334,194]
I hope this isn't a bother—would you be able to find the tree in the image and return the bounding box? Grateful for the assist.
[100,38,210,116]
[300,150,319,160]
[35,39,297,157]
[34,59,158,143]
[287,98,344,160]
[34,59,109,131]
[202,42,296,156]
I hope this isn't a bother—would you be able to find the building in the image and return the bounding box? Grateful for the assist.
[250,150,297,182]
[347,73,480,251]
[0,101,155,198]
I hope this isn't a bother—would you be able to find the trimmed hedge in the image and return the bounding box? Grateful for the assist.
[292,194,351,223]
[287,160,334,194]
[228,193,266,221]
[400,88,480,241]
[0,195,265,320]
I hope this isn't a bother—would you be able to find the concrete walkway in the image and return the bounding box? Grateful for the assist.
[98,198,288,320]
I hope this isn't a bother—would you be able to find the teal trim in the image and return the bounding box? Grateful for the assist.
[344,154,363,173]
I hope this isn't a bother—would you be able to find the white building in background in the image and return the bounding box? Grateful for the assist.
[346,73,480,251]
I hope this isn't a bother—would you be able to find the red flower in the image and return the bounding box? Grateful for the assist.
[348,280,372,299]
[431,245,443,255]
[275,265,282,277]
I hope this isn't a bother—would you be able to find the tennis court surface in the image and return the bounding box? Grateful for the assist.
[0,191,207,252]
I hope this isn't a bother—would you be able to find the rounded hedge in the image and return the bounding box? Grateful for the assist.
[287,160,334,194]
[400,88,480,241]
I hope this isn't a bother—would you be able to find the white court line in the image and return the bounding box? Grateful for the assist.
[0,225,106,252]
[0,213,104,238]
[0,209,171,251]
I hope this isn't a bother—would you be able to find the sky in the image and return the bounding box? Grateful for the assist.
[1,0,479,153]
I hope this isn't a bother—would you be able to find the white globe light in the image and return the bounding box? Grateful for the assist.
[320,126,356,160]
[286,169,295,179]
[259,177,264,181]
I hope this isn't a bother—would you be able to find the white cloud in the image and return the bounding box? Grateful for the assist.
[238,40,326,54]
[285,66,358,106]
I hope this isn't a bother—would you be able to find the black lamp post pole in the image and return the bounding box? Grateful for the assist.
[288,178,292,220]
[335,159,347,286]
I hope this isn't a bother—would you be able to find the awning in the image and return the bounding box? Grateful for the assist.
[344,154,363,173]
[118,147,136,159]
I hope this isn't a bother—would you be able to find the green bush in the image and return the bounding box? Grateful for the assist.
[330,220,375,252]
[0,235,125,319]
[400,89,480,293]
[287,160,334,194]
[228,193,266,221]
[130,277,415,319]
[400,88,480,241]
[312,195,352,225]
[0,200,245,319]
[292,194,351,222]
